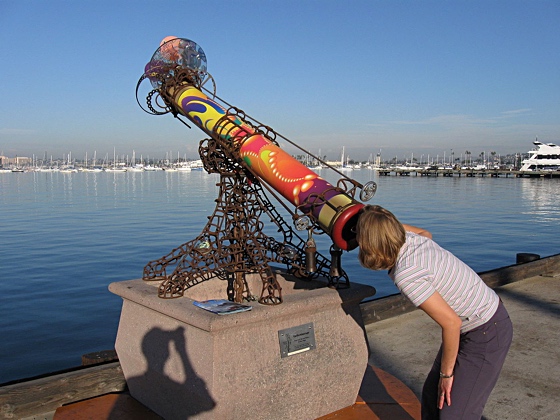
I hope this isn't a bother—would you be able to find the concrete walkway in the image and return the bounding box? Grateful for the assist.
[365,274,560,420]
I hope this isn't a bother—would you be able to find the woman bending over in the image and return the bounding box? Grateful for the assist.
[356,205,512,420]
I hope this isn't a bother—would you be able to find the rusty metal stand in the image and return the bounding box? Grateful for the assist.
[143,138,345,305]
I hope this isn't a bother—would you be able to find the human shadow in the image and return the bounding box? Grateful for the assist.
[121,326,216,419]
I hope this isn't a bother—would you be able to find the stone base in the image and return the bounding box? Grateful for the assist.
[109,270,375,420]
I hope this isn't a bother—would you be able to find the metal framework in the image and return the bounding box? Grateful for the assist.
[142,131,348,305]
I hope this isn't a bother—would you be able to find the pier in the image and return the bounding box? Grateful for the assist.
[377,168,560,178]
[1,253,558,419]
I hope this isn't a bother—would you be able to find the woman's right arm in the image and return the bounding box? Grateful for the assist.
[402,223,433,239]
[419,291,462,409]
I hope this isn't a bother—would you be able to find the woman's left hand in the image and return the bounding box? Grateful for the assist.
[438,376,454,409]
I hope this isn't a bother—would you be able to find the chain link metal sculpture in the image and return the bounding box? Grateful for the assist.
[137,37,377,305]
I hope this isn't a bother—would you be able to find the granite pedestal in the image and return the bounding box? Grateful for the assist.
[109,270,375,419]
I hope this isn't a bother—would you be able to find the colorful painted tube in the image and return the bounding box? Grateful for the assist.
[147,40,363,250]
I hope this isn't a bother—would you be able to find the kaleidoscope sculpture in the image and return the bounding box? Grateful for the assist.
[136,37,376,305]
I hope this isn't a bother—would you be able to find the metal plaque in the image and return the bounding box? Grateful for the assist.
[278,322,316,358]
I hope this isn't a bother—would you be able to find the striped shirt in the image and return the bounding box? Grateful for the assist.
[389,232,499,333]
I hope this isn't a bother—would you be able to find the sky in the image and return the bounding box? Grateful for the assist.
[1,0,559,163]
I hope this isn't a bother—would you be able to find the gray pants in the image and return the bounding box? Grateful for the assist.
[422,301,513,420]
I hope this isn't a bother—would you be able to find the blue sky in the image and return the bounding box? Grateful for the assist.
[1,0,559,162]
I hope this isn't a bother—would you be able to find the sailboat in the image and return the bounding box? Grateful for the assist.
[60,152,78,173]
[338,147,353,171]
[176,161,192,171]
[89,151,103,172]
[127,150,145,172]
[105,148,127,172]
[11,157,24,172]
[306,149,323,170]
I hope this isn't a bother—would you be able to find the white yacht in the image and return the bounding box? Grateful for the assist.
[520,140,560,171]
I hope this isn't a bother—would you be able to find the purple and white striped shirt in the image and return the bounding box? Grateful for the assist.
[389,232,499,333]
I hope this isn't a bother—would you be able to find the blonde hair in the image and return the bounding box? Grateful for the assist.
[356,205,406,270]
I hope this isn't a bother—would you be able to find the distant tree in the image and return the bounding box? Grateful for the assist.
[491,151,497,166]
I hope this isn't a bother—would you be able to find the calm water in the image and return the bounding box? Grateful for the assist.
[1,169,558,383]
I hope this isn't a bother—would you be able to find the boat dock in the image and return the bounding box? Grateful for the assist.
[376,168,560,178]
[1,253,558,419]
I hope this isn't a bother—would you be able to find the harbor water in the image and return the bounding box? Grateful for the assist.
[0,169,558,383]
